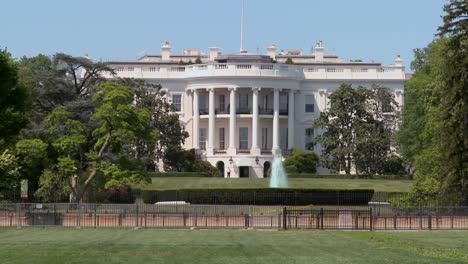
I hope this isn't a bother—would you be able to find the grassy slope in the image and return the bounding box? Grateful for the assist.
[135,177,413,192]
[0,229,466,264]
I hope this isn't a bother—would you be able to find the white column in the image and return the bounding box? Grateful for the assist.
[207,88,215,156]
[251,87,261,155]
[192,89,200,150]
[272,88,280,155]
[288,89,295,149]
[227,87,237,155]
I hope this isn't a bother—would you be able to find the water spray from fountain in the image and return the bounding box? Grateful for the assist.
[269,155,288,188]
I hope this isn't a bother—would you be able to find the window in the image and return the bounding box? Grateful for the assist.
[261,128,268,149]
[280,94,288,112]
[239,127,248,150]
[262,94,270,109]
[280,127,288,150]
[239,94,249,108]
[219,128,225,150]
[172,94,182,112]
[199,94,208,114]
[200,128,206,150]
[127,67,134,72]
[305,95,314,113]
[305,128,314,150]
[149,67,158,72]
[219,95,225,112]
[238,93,250,114]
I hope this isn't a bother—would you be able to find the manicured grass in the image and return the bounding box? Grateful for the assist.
[135,177,413,192]
[0,229,466,264]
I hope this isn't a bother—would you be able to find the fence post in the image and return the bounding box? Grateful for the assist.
[244,213,249,229]
[320,208,324,230]
[282,207,287,230]
[16,203,21,228]
[94,205,97,228]
[370,207,373,232]
[419,206,423,230]
[135,204,139,227]
[428,214,432,230]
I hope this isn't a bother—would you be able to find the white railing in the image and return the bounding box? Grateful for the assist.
[99,63,405,80]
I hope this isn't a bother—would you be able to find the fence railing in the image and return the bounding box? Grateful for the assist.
[1,203,467,230]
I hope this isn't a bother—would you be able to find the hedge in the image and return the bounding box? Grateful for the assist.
[287,174,412,180]
[146,172,221,178]
[147,172,410,180]
[134,188,375,206]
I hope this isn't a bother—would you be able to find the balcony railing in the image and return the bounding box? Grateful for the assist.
[98,62,405,81]
[236,107,251,114]
[259,108,273,115]
[199,108,208,115]
[215,108,229,114]
[200,107,290,116]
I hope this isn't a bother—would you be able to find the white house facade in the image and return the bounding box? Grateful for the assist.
[97,41,406,178]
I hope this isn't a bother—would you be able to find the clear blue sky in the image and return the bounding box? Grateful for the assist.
[1,0,445,70]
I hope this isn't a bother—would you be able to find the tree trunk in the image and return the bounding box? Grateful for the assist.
[69,174,78,203]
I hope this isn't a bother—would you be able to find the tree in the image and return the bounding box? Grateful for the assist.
[285,57,294,64]
[313,84,398,174]
[0,49,29,148]
[283,148,319,173]
[39,82,151,202]
[398,0,467,205]
[121,79,189,170]
[0,150,21,193]
[194,57,202,64]
[436,0,467,205]
[15,139,49,191]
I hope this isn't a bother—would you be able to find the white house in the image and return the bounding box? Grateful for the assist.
[97,41,406,178]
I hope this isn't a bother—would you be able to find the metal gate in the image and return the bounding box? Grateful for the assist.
[283,208,373,230]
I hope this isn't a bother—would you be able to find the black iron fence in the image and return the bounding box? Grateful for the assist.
[1,203,467,230]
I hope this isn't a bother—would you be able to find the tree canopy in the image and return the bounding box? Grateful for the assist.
[313,84,399,175]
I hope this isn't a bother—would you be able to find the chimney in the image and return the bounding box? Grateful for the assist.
[209,47,219,61]
[267,45,276,60]
[394,55,403,67]
[161,41,171,61]
[313,40,324,62]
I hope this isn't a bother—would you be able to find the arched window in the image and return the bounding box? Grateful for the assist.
[216,161,225,176]
[263,161,271,178]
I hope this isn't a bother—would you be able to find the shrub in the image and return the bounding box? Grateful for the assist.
[286,173,412,180]
[283,149,319,173]
[163,148,222,177]
[147,172,209,178]
[95,186,135,204]
[136,188,374,205]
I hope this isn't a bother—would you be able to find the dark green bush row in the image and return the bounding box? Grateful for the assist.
[146,172,222,178]
[134,188,375,206]
[287,174,412,180]
[146,172,411,180]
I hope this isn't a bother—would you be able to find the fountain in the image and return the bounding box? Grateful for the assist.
[269,156,288,188]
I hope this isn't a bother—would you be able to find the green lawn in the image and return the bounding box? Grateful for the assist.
[135,177,413,192]
[0,229,466,264]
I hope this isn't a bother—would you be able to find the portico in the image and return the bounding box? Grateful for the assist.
[190,86,295,157]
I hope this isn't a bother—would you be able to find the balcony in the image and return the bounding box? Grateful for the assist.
[200,106,290,116]
[98,62,405,81]
[236,107,251,114]
[259,108,273,115]
[215,107,229,114]
[185,63,303,79]
[199,108,208,115]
